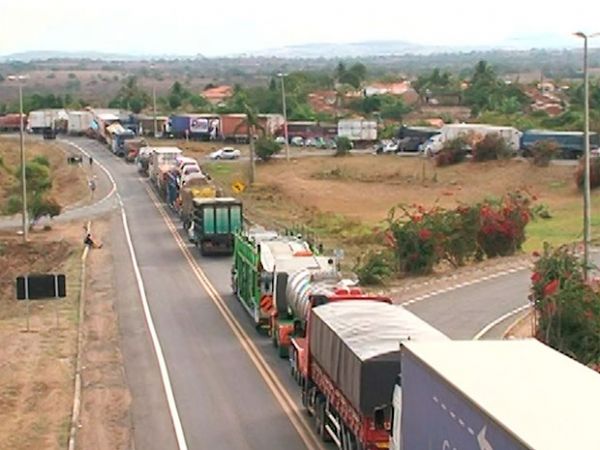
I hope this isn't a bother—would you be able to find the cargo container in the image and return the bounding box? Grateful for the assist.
[394,340,600,450]
[286,121,319,139]
[521,129,600,159]
[257,114,285,137]
[192,197,243,256]
[190,114,220,140]
[67,111,93,135]
[168,114,192,137]
[179,174,218,229]
[220,114,249,142]
[147,147,183,186]
[27,109,68,133]
[338,119,377,142]
[0,113,26,132]
[297,301,448,449]
[422,123,522,155]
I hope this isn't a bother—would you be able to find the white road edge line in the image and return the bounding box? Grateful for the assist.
[64,140,188,450]
[119,201,189,450]
[473,303,531,340]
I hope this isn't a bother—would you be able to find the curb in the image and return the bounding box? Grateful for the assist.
[67,221,91,450]
[503,308,534,339]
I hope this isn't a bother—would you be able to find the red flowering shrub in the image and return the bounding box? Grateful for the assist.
[387,191,534,275]
[476,191,531,257]
[531,244,600,369]
[435,137,468,167]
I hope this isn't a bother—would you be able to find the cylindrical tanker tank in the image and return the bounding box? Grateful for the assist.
[284,269,346,324]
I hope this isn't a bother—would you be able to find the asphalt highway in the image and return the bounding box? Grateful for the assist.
[67,137,318,450]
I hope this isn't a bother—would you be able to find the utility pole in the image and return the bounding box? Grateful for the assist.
[153,85,158,138]
[8,75,28,242]
[249,125,256,184]
[19,82,27,242]
[278,73,290,161]
[575,31,599,279]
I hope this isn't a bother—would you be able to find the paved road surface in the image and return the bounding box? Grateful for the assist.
[67,137,316,450]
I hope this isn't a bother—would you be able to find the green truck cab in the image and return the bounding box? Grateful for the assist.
[191,197,243,256]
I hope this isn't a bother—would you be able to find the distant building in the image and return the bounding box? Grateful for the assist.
[307,90,338,114]
[364,81,411,97]
[202,85,233,105]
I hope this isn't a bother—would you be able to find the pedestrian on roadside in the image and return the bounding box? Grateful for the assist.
[89,156,93,167]
[88,178,96,199]
[84,232,103,249]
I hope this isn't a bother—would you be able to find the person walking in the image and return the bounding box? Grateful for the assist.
[88,178,96,200]
[89,155,93,167]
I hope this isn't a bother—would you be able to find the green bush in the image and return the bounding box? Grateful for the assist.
[575,156,600,190]
[531,244,600,368]
[31,155,50,167]
[354,251,392,285]
[435,137,468,167]
[472,133,512,161]
[255,137,282,162]
[530,140,559,167]
[335,137,352,156]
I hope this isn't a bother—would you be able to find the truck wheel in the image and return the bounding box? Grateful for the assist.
[316,399,331,442]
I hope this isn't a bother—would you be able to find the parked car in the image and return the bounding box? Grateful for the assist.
[375,140,398,154]
[291,136,305,147]
[274,136,287,145]
[209,147,241,160]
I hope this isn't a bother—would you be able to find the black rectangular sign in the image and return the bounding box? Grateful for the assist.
[16,274,66,300]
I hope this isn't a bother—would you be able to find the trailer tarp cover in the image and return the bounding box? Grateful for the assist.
[309,300,448,415]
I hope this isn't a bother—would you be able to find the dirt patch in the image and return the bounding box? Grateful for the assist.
[505,311,536,339]
[0,136,89,215]
[0,225,80,450]
[77,218,133,450]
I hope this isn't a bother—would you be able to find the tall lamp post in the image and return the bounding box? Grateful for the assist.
[8,75,28,242]
[277,73,290,161]
[574,31,599,280]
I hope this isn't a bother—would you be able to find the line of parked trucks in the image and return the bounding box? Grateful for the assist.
[229,228,600,449]
[78,123,600,449]
[381,124,600,159]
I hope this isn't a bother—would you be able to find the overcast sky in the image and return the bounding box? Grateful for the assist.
[1,0,599,56]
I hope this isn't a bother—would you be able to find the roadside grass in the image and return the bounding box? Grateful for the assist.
[525,193,600,252]
[0,235,81,450]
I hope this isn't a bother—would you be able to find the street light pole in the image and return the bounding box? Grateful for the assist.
[575,31,600,279]
[19,83,27,242]
[278,73,290,161]
[8,75,28,242]
[153,85,158,138]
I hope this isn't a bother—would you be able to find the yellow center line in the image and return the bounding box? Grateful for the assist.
[142,182,324,450]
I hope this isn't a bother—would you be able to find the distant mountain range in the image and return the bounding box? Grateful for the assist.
[0,35,585,62]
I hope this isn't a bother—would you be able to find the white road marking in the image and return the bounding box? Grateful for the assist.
[400,265,530,307]
[64,140,189,450]
[473,304,531,340]
[119,202,189,450]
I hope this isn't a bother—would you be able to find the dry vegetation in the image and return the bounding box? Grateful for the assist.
[0,137,89,214]
[0,225,80,450]
[205,155,600,261]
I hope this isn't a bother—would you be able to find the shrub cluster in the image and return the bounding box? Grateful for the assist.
[386,191,533,274]
[472,133,513,161]
[530,244,600,369]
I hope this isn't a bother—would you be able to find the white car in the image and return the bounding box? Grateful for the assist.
[209,147,241,160]
[274,136,287,145]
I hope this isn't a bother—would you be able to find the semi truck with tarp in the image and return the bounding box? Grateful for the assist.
[295,300,448,449]
[191,197,243,255]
